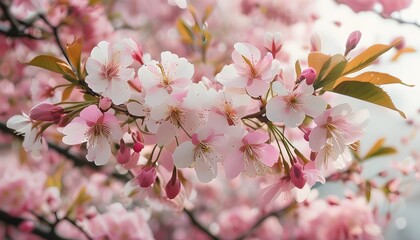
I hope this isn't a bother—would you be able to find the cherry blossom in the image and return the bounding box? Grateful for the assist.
[173,122,228,183]
[224,129,279,179]
[216,42,280,97]
[266,75,327,128]
[309,104,369,169]
[60,105,123,165]
[138,51,194,106]
[7,113,44,154]
[85,40,135,104]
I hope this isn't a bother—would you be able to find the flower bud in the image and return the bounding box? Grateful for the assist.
[303,129,311,142]
[290,163,306,189]
[299,68,317,85]
[18,220,35,233]
[133,141,144,153]
[264,32,282,58]
[165,171,181,199]
[29,102,63,123]
[137,166,156,188]
[117,139,131,164]
[99,97,112,111]
[345,30,362,56]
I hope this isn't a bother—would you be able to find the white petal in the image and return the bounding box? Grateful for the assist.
[87,137,112,165]
[61,120,88,145]
[301,95,327,118]
[309,127,327,151]
[194,154,217,183]
[173,141,195,168]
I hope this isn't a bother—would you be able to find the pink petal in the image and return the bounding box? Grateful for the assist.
[246,79,270,97]
[242,130,269,145]
[301,95,327,118]
[61,119,89,145]
[309,127,327,151]
[224,149,244,179]
[259,144,279,167]
[80,105,103,125]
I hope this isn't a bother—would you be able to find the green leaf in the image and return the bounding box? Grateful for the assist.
[364,138,397,160]
[342,43,397,75]
[335,71,413,87]
[25,55,73,75]
[365,181,372,202]
[314,54,347,90]
[331,81,406,118]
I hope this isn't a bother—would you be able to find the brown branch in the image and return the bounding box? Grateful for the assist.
[0,210,75,240]
[183,209,219,240]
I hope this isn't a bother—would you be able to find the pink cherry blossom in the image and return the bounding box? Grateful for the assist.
[216,42,280,97]
[224,130,279,179]
[266,80,327,128]
[138,51,194,106]
[7,113,44,154]
[264,32,283,58]
[379,0,412,15]
[60,105,123,165]
[85,40,135,105]
[173,125,227,183]
[339,0,377,13]
[83,203,154,240]
[309,104,369,169]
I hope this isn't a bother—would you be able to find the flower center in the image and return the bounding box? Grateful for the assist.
[103,61,119,80]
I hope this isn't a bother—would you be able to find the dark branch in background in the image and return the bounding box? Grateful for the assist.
[0,1,43,39]
[334,0,420,28]
[184,209,219,240]
[0,210,74,240]
[0,121,130,182]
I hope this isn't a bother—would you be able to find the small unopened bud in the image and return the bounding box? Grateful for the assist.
[29,102,64,123]
[137,166,156,188]
[264,32,283,58]
[345,30,362,56]
[133,142,144,153]
[18,220,35,233]
[165,170,181,199]
[99,97,112,111]
[299,68,317,85]
[290,163,306,189]
[117,139,131,164]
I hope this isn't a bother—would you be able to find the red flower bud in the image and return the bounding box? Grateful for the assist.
[290,163,306,189]
[117,139,131,164]
[18,220,35,233]
[137,166,156,188]
[165,171,181,199]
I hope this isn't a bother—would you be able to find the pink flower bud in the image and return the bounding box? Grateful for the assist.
[18,220,35,233]
[137,166,156,188]
[133,142,144,153]
[165,171,181,199]
[99,97,112,111]
[117,139,131,164]
[29,102,64,123]
[264,32,282,58]
[299,68,317,85]
[345,30,362,56]
[290,163,306,189]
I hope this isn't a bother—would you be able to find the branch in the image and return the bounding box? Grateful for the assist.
[234,203,296,240]
[0,210,75,240]
[183,209,219,240]
[0,121,131,182]
[334,0,420,28]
